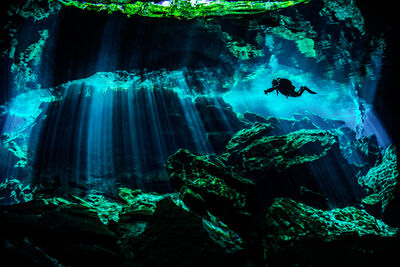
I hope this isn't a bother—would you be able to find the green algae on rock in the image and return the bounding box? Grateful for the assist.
[132,197,241,266]
[35,188,170,225]
[166,148,256,233]
[53,0,310,19]
[265,198,398,241]
[263,197,400,265]
[359,145,398,211]
[226,126,339,172]
[167,148,254,213]
[221,123,363,207]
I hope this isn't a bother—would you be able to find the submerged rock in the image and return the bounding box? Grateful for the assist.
[194,96,248,152]
[131,197,243,267]
[358,145,399,225]
[225,125,361,207]
[243,112,269,125]
[265,198,397,242]
[0,189,247,266]
[359,145,398,210]
[0,0,397,265]
[0,197,123,266]
[166,148,255,231]
[263,197,399,266]
[0,178,37,205]
[336,126,382,169]
[293,186,330,210]
[1,118,397,266]
[242,112,347,137]
[293,112,345,130]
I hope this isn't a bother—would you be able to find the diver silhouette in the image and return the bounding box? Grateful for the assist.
[264,78,316,98]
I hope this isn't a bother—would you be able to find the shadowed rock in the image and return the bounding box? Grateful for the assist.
[263,197,399,266]
[166,148,255,231]
[358,145,399,226]
[224,125,362,207]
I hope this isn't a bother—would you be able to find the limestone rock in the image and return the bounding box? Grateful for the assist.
[263,197,399,266]
[225,126,361,207]
[0,197,124,266]
[358,145,399,226]
[166,148,255,230]
[132,197,241,267]
[336,126,382,169]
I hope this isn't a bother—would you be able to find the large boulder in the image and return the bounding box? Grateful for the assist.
[263,197,399,266]
[166,148,255,231]
[293,112,345,130]
[358,145,399,226]
[336,126,382,170]
[224,125,362,207]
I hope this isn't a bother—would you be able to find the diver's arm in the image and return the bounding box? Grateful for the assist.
[264,87,276,94]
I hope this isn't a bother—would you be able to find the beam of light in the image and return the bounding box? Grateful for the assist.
[86,87,116,191]
[22,71,228,193]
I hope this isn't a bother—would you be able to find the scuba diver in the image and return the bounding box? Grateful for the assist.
[264,78,316,98]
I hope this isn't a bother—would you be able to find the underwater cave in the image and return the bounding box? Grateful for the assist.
[0,0,399,266]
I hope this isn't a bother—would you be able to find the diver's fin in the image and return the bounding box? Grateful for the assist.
[300,86,317,94]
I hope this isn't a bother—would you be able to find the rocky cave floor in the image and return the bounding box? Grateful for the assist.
[1,103,399,267]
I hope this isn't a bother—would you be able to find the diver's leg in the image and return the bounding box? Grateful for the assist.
[296,87,305,96]
[291,92,300,97]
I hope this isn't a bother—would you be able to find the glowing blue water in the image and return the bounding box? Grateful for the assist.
[223,55,390,146]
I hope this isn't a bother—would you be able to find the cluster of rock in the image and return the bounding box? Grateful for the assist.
[2,106,399,266]
[163,113,399,265]
[0,188,246,266]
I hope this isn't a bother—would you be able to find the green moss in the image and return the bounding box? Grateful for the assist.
[53,0,310,19]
